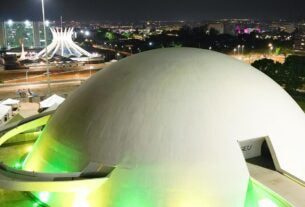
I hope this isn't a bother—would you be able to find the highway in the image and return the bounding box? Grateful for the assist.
[0,63,109,99]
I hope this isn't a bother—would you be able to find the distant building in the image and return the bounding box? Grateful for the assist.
[0,20,53,50]
[294,24,305,52]
[281,23,296,34]
[36,27,94,60]
[208,23,224,34]
[0,22,6,49]
[33,22,41,48]
[223,23,236,35]
[270,22,296,34]
[294,34,305,51]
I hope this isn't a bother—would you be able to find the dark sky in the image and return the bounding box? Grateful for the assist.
[1,0,305,21]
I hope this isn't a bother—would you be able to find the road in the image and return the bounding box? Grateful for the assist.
[0,63,109,100]
[93,44,132,56]
[0,63,106,83]
[4,69,98,84]
[231,53,286,64]
[0,80,82,100]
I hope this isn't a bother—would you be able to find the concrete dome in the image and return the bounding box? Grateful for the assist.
[24,48,305,206]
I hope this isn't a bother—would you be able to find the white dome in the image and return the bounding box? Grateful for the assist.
[24,48,305,206]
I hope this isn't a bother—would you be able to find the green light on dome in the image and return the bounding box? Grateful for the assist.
[245,178,292,207]
[38,192,50,203]
[14,162,22,169]
[259,199,278,207]
[33,203,40,207]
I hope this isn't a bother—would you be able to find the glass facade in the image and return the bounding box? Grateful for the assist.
[0,21,52,49]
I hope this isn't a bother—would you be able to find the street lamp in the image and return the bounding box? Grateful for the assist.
[269,46,274,53]
[7,19,13,27]
[237,45,241,55]
[89,66,93,77]
[24,20,31,28]
[45,20,50,27]
[26,70,29,82]
[242,45,245,55]
[268,43,273,55]
[233,48,237,55]
[41,0,51,95]
[116,52,121,60]
[84,31,90,36]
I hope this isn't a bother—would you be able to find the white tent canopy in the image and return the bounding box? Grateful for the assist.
[44,103,60,112]
[0,104,12,125]
[0,104,12,116]
[40,95,65,109]
[1,98,20,106]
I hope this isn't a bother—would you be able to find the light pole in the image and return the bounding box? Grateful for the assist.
[41,0,51,95]
[237,45,241,55]
[89,66,93,77]
[26,70,29,82]
[268,43,273,55]
[116,52,121,60]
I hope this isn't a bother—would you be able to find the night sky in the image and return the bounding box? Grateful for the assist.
[1,0,305,21]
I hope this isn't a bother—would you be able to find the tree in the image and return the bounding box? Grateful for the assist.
[105,32,116,42]
[252,58,285,85]
[252,58,277,75]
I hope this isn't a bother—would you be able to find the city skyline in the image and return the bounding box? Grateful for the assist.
[1,0,305,22]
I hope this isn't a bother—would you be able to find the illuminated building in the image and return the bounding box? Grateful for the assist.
[294,24,305,52]
[0,20,52,49]
[208,22,224,34]
[0,22,5,49]
[36,27,94,59]
[0,48,304,206]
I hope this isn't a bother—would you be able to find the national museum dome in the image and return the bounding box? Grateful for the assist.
[23,48,305,206]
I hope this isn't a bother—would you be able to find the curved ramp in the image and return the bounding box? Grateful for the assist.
[0,112,110,193]
[0,173,107,193]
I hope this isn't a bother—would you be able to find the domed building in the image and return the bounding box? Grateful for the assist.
[0,48,304,206]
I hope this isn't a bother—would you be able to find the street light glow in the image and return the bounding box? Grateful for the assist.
[24,20,31,27]
[44,20,50,27]
[7,19,13,26]
[84,31,90,36]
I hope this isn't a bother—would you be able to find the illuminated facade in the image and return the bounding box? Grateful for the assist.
[0,20,52,49]
[0,48,303,206]
[36,27,93,59]
[294,24,305,52]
